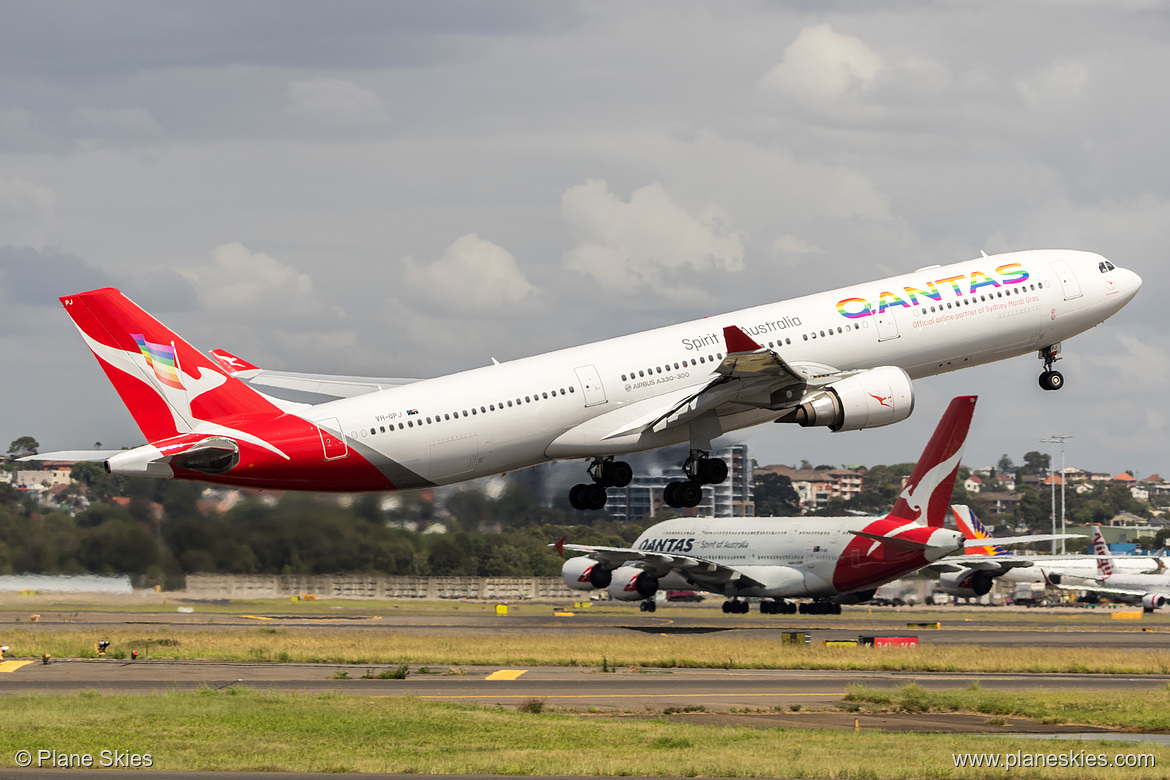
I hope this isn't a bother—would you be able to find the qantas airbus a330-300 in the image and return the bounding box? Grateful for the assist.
[27,249,1139,509]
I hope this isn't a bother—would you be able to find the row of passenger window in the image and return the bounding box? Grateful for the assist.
[361,386,577,437]
[620,323,867,383]
[918,280,1040,316]
[622,353,723,382]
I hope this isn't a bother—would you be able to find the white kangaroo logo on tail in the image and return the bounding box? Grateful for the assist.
[898,447,964,523]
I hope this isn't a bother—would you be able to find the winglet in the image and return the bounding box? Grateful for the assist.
[723,325,762,354]
[554,535,566,558]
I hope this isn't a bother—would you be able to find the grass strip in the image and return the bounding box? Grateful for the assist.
[6,626,1170,674]
[844,682,1170,731]
[0,688,1164,777]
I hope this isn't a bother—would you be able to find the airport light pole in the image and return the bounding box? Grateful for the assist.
[1041,435,1073,553]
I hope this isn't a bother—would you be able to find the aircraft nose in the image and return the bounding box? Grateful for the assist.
[1111,267,1142,306]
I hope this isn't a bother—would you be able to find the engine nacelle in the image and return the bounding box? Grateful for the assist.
[606,566,660,601]
[793,366,914,432]
[1142,593,1167,612]
[561,557,612,591]
[938,570,994,598]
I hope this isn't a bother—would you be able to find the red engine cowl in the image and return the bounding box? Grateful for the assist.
[938,570,994,598]
[606,567,659,601]
[561,557,612,591]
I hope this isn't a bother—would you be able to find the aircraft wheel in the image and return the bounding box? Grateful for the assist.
[1046,370,1064,390]
[663,481,681,508]
[698,458,728,485]
[581,483,608,510]
[606,460,633,488]
[678,481,704,508]
[760,600,774,615]
[721,601,732,614]
[569,484,586,510]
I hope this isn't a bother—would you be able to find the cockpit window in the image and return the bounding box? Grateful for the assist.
[1100,261,1117,273]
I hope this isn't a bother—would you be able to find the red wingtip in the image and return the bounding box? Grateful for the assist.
[723,325,762,354]
[209,349,260,374]
[554,535,566,558]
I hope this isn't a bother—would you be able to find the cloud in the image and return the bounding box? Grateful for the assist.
[70,107,162,142]
[0,177,57,247]
[1017,61,1090,110]
[287,77,389,126]
[402,233,533,316]
[561,179,745,299]
[770,234,824,258]
[761,23,886,100]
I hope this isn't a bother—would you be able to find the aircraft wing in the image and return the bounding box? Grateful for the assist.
[208,348,420,399]
[556,542,764,591]
[643,326,845,435]
[926,556,1038,575]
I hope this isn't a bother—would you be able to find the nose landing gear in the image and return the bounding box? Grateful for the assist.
[1038,344,1064,391]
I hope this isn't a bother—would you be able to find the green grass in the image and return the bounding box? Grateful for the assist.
[7,626,1170,673]
[844,682,1170,731]
[0,689,1164,777]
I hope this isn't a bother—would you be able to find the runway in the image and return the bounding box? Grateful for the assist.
[5,601,1170,649]
[3,658,1169,708]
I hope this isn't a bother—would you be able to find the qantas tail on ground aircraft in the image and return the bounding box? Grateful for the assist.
[25,249,1141,506]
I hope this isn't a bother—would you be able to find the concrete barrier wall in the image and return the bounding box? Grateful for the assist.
[184,573,580,600]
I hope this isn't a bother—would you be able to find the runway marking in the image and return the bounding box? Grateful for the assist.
[484,670,528,680]
[0,661,33,673]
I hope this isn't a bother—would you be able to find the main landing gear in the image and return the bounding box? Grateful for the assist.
[722,598,750,614]
[663,450,728,509]
[1038,343,1064,391]
[569,456,633,511]
[639,599,656,613]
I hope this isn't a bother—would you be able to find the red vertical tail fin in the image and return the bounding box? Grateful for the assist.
[888,396,977,527]
[62,288,282,443]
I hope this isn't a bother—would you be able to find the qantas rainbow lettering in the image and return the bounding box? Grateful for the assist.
[836,263,1031,319]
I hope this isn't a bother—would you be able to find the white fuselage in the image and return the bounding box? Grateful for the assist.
[998,558,1166,586]
[298,249,1139,489]
[623,515,962,599]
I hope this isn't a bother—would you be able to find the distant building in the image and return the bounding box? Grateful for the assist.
[755,464,864,512]
[964,475,982,494]
[11,468,73,491]
[979,491,1022,516]
[606,444,753,522]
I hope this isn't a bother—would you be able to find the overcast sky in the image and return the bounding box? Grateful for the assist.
[1,1,1166,480]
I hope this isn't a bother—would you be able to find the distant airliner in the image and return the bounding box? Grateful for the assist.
[556,396,1071,614]
[27,249,1139,509]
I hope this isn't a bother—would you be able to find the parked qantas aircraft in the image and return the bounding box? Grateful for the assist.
[556,396,1067,614]
[27,249,1139,509]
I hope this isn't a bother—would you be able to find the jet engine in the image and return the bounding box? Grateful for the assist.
[938,570,994,598]
[791,366,914,432]
[1142,593,1167,612]
[561,557,612,591]
[606,566,660,601]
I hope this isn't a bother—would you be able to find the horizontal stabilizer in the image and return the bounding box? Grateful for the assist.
[963,533,1083,549]
[849,530,931,550]
[208,348,422,399]
[19,450,122,463]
